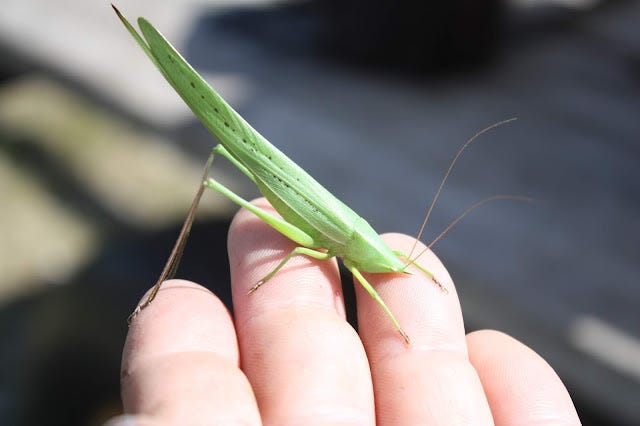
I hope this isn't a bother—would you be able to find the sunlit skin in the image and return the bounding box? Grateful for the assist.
[107,200,581,425]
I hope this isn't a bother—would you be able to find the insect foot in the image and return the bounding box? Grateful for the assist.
[126,305,143,325]
[432,276,448,294]
[247,280,266,295]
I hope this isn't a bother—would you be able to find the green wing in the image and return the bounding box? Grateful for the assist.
[114,7,359,247]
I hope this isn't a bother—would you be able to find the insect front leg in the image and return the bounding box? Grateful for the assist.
[212,144,257,184]
[203,178,316,247]
[348,266,410,344]
[393,250,447,293]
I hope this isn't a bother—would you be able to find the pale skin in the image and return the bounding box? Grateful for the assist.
[109,198,581,426]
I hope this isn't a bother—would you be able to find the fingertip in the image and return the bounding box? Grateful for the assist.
[467,330,580,425]
[124,279,237,368]
[358,232,463,352]
[121,280,261,424]
[356,233,493,424]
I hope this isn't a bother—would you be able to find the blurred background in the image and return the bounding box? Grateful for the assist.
[0,0,638,424]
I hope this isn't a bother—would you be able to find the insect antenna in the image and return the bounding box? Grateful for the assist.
[406,117,518,261]
[409,194,537,266]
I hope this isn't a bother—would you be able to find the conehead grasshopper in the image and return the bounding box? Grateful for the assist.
[114,6,516,344]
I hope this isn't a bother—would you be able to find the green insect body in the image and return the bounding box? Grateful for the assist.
[114,6,444,343]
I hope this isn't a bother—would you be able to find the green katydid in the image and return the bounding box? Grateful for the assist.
[114,6,523,344]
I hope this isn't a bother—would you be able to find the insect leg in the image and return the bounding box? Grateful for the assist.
[204,178,316,248]
[393,250,447,293]
[248,247,333,293]
[204,178,333,292]
[348,266,410,344]
[212,144,257,184]
[128,147,218,323]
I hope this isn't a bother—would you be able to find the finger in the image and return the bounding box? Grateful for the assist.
[121,280,260,425]
[356,233,493,425]
[228,198,375,425]
[467,330,580,425]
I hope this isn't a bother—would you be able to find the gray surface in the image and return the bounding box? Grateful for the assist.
[1,0,639,422]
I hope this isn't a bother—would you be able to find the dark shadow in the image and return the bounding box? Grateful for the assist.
[186,0,506,79]
[0,111,233,426]
[0,218,231,426]
[183,0,622,82]
[0,215,361,425]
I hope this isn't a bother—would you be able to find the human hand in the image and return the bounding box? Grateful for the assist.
[107,198,580,425]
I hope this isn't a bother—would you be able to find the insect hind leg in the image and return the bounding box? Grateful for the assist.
[128,147,218,323]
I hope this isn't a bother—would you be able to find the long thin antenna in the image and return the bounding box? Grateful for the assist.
[406,118,518,261]
[410,195,536,265]
[127,152,215,324]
